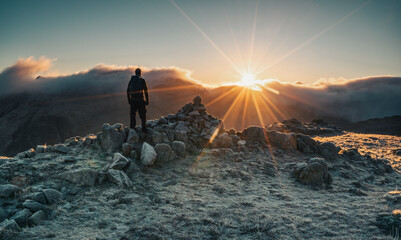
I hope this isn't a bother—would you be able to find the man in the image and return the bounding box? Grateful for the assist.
[127,68,149,132]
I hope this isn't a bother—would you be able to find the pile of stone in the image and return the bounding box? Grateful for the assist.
[0,184,63,238]
[267,118,343,136]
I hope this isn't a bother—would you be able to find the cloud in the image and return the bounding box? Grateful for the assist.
[0,56,400,123]
[0,57,203,96]
[261,76,401,122]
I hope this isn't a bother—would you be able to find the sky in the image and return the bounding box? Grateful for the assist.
[0,0,400,85]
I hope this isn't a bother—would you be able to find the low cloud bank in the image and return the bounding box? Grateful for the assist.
[263,77,401,122]
[0,56,400,123]
[0,57,201,96]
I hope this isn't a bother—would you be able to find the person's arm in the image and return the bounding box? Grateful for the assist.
[127,78,131,104]
[143,79,149,105]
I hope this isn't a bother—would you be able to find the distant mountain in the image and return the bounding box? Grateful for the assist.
[344,115,401,136]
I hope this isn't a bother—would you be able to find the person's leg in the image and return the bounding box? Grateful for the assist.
[130,103,138,129]
[138,103,147,133]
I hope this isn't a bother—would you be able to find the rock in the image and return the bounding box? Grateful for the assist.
[25,148,35,158]
[53,144,69,153]
[130,150,138,160]
[10,209,32,227]
[27,210,46,226]
[107,169,133,188]
[101,123,125,152]
[28,192,47,204]
[36,145,47,153]
[126,129,139,144]
[61,168,99,187]
[237,140,246,146]
[296,134,319,153]
[244,126,265,142]
[155,143,175,162]
[125,160,140,174]
[109,153,129,170]
[318,142,339,160]
[211,133,233,148]
[188,111,200,117]
[267,131,297,150]
[175,123,190,133]
[23,200,47,213]
[376,211,401,237]
[0,219,21,238]
[43,189,63,204]
[0,184,20,198]
[193,95,202,106]
[153,131,169,144]
[182,103,193,114]
[393,149,401,156]
[0,208,7,222]
[174,131,188,143]
[122,143,132,156]
[172,141,186,157]
[296,158,332,186]
[140,142,157,166]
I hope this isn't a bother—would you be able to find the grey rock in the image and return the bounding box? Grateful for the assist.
[0,184,20,198]
[296,134,318,153]
[267,131,297,150]
[0,219,21,238]
[107,169,133,187]
[0,208,7,222]
[27,210,46,226]
[53,144,69,153]
[174,131,188,143]
[211,133,233,148]
[237,140,246,146]
[125,160,140,174]
[36,145,47,153]
[152,131,169,144]
[175,124,190,133]
[130,150,138,160]
[23,200,47,213]
[43,189,63,204]
[122,143,132,156]
[193,95,202,106]
[10,209,32,227]
[140,142,157,166]
[318,142,339,160]
[126,129,140,144]
[296,158,332,186]
[189,111,200,117]
[155,143,175,162]
[172,141,186,157]
[109,153,129,170]
[61,168,99,186]
[28,192,47,204]
[244,126,265,142]
[101,123,125,152]
[182,103,193,114]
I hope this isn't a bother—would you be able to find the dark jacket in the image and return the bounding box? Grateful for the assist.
[127,75,149,104]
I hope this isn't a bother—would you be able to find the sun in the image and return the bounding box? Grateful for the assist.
[241,73,256,86]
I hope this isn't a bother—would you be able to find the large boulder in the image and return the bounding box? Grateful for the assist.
[0,219,21,238]
[155,143,175,162]
[107,169,133,188]
[61,168,99,187]
[0,208,7,222]
[101,123,125,152]
[244,126,265,142]
[10,209,32,227]
[140,142,157,166]
[211,133,233,148]
[109,153,129,170]
[126,129,139,144]
[53,144,69,153]
[318,142,339,160]
[152,131,169,144]
[267,131,297,150]
[22,200,47,213]
[296,134,319,153]
[27,192,47,204]
[27,210,46,226]
[172,141,186,157]
[294,158,332,186]
[0,184,20,198]
[42,189,63,204]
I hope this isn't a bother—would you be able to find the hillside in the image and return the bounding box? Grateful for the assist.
[1,96,400,239]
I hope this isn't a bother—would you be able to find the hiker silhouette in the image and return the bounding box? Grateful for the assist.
[127,68,149,133]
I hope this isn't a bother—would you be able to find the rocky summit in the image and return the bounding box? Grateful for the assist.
[0,95,400,239]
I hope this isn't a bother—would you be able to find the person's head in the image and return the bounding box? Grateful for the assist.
[135,68,141,76]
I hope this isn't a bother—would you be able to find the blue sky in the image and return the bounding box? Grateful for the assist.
[1,0,400,85]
